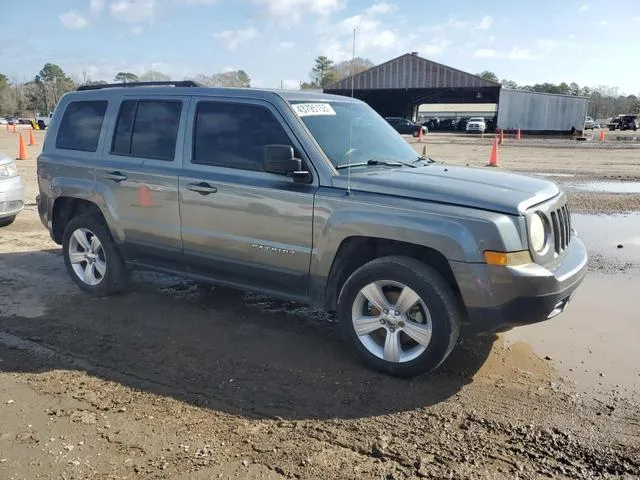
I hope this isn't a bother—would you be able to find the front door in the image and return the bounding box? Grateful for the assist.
[94,96,187,260]
[178,98,316,298]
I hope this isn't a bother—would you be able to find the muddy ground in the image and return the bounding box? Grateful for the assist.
[1,129,639,479]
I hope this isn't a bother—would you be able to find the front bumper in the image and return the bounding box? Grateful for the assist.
[462,237,588,334]
[0,175,25,219]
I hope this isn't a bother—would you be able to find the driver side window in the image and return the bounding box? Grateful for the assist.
[192,101,295,172]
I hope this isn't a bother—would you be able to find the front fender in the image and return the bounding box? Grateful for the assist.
[311,208,482,281]
[308,190,527,308]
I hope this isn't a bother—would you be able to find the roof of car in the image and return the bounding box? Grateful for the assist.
[69,84,358,104]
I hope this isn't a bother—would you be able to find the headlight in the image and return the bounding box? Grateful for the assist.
[529,213,547,253]
[0,161,18,179]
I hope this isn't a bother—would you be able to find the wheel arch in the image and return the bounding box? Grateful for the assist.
[51,197,109,244]
[321,236,462,313]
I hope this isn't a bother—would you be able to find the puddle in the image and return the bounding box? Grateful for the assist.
[566,181,640,193]
[572,213,640,265]
[507,273,640,397]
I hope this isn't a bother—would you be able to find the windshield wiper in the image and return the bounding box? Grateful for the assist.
[335,159,417,170]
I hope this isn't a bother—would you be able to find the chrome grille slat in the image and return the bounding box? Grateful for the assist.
[550,211,560,254]
[562,205,571,248]
[558,207,567,250]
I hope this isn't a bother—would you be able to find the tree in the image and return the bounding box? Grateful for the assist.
[138,70,170,81]
[311,56,337,88]
[114,72,138,83]
[477,71,499,83]
[500,78,518,89]
[236,70,250,88]
[0,73,8,90]
[34,63,75,113]
[192,70,251,88]
[331,57,375,82]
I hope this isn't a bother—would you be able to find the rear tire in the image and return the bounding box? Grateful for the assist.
[37,120,46,130]
[337,256,462,378]
[0,215,16,227]
[62,214,127,295]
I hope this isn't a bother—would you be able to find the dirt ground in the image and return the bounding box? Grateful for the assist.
[1,129,639,479]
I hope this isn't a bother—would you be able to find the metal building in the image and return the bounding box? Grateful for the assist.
[324,52,501,120]
[324,52,588,133]
[496,89,588,133]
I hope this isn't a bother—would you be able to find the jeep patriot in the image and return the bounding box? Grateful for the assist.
[36,81,588,377]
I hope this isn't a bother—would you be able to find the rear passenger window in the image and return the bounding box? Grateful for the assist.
[111,100,182,161]
[193,102,291,171]
[56,101,108,152]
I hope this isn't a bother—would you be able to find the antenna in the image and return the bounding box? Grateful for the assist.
[346,27,356,196]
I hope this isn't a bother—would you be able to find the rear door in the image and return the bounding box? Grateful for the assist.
[178,97,317,298]
[94,96,187,260]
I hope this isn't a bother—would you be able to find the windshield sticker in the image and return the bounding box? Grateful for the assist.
[292,103,336,117]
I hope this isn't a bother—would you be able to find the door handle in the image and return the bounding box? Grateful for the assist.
[186,182,217,195]
[103,171,128,182]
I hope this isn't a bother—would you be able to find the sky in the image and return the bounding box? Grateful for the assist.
[1,0,638,93]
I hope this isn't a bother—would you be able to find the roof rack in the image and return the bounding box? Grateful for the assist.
[77,80,200,91]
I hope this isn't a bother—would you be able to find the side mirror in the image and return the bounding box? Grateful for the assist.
[264,145,300,175]
[264,145,311,183]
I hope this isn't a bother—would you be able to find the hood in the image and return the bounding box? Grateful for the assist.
[332,164,560,215]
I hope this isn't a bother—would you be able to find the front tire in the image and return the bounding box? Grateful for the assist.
[62,215,127,295]
[337,256,462,377]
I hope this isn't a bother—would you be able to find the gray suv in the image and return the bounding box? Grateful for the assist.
[36,81,588,377]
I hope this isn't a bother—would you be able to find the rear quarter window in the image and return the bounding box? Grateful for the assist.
[111,100,182,161]
[55,100,108,152]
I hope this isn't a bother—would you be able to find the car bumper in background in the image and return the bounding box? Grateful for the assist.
[0,176,25,219]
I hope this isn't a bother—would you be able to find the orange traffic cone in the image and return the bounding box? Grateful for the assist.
[417,127,423,143]
[12,124,17,134]
[5,124,8,131]
[515,128,521,140]
[28,128,37,146]
[17,133,28,160]
[599,129,605,142]
[498,129,504,145]
[421,144,427,157]
[138,184,154,207]
[486,137,499,167]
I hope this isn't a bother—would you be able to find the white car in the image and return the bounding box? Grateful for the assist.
[466,117,486,134]
[0,153,24,227]
[0,117,7,125]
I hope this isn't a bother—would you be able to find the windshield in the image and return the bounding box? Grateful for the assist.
[469,117,484,122]
[289,100,420,171]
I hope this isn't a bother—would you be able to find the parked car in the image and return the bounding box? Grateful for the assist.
[36,81,587,377]
[465,117,487,133]
[385,116,428,136]
[609,114,638,131]
[5,116,20,125]
[0,117,7,125]
[36,111,53,129]
[0,153,24,227]
[584,116,595,130]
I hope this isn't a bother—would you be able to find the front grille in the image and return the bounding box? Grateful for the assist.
[0,200,23,213]
[550,204,571,254]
